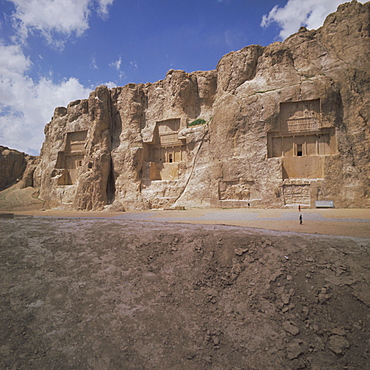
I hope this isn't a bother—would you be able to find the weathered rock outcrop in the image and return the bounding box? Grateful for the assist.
[34,1,370,210]
[0,146,38,191]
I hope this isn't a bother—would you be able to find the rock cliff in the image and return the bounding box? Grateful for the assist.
[0,146,38,191]
[34,0,370,210]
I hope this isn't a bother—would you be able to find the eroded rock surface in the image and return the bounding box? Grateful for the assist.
[0,146,38,191]
[34,1,370,210]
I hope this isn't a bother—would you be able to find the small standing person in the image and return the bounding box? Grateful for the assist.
[299,214,303,225]
[298,205,301,212]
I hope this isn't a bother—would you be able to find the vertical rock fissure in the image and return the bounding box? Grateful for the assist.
[106,157,116,205]
[106,93,115,206]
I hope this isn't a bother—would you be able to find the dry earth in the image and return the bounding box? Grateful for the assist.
[2,183,369,239]
[1,215,369,369]
[0,184,44,211]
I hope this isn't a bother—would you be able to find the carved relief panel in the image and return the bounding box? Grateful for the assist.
[143,119,186,181]
[279,99,320,133]
[54,131,87,185]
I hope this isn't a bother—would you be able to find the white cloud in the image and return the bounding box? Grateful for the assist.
[0,43,91,155]
[97,0,114,19]
[0,43,31,76]
[9,0,114,45]
[261,0,351,40]
[109,56,126,80]
[110,56,122,71]
[91,56,98,70]
[0,0,116,155]
[10,0,91,44]
[104,81,118,89]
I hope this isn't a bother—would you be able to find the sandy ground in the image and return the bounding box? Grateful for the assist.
[10,207,370,239]
[1,185,369,238]
[0,185,44,211]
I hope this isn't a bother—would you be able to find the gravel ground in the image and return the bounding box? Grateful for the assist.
[1,217,369,369]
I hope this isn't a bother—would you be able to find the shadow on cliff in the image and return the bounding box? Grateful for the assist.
[111,105,122,151]
[106,158,116,204]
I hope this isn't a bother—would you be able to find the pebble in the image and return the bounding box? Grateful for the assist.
[328,335,350,354]
[283,321,300,336]
[234,247,248,256]
[286,339,304,360]
[281,293,290,305]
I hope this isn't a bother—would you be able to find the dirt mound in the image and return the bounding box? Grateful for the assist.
[0,184,45,211]
[1,218,369,369]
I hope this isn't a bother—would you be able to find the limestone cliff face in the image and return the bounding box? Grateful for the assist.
[35,0,370,210]
[0,146,38,190]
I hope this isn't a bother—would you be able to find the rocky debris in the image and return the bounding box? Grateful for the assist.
[286,339,306,360]
[0,218,369,369]
[30,1,369,211]
[317,286,332,304]
[283,321,300,336]
[328,335,350,355]
[234,246,249,256]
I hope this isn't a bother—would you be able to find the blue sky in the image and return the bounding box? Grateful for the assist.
[0,0,351,155]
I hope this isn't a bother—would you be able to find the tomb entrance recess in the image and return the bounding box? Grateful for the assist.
[267,99,337,179]
[143,119,186,181]
[54,131,87,185]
